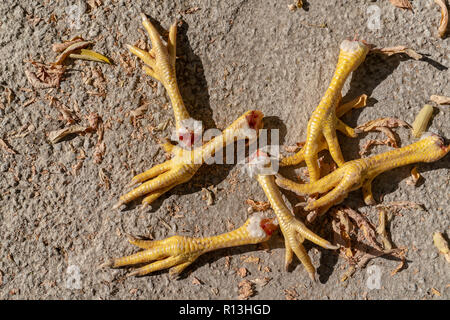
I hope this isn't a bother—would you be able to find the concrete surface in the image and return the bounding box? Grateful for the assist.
[0,0,448,300]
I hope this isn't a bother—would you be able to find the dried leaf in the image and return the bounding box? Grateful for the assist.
[201,188,214,206]
[434,0,449,38]
[46,96,77,124]
[430,94,450,105]
[250,277,271,287]
[405,167,422,186]
[412,105,434,138]
[246,199,270,212]
[431,287,441,296]
[4,87,13,104]
[130,104,149,119]
[284,288,299,300]
[357,117,410,132]
[25,63,65,89]
[433,232,450,263]
[69,49,111,64]
[52,37,84,52]
[242,255,260,264]
[191,277,202,285]
[237,267,248,278]
[376,201,424,212]
[238,280,254,300]
[53,41,91,65]
[388,0,413,11]
[48,125,88,144]
[288,4,297,11]
[0,139,17,154]
[371,46,422,60]
[184,7,201,14]
[98,167,111,189]
[87,0,102,10]
[390,248,407,276]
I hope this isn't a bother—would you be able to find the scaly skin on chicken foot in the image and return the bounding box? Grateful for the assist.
[302,40,369,182]
[101,214,278,277]
[114,110,264,209]
[281,94,368,167]
[114,14,263,209]
[247,151,338,281]
[276,133,450,212]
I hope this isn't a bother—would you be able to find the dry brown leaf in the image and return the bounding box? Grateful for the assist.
[431,287,442,296]
[242,256,260,264]
[0,139,17,154]
[435,0,449,38]
[430,94,450,105]
[71,160,83,176]
[184,7,201,14]
[237,267,248,278]
[94,141,106,164]
[87,0,102,10]
[98,167,111,189]
[92,114,105,164]
[371,46,422,60]
[130,104,148,119]
[284,287,299,300]
[360,137,396,156]
[245,199,270,212]
[357,118,409,155]
[4,87,13,104]
[25,62,65,89]
[250,277,272,287]
[201,188,214,206]
[376,201,424,212]
[48,125,88,144]
[433,232,450,263]
[405,167,422,186]
[238,280,254,300]
[390,248,407,276]
[45,95,77,124]
[53,41,91,65]
[52,37,84,52]
[357,117,410,132]
[388,0,413,11]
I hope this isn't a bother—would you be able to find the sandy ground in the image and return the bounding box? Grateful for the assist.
[0,0,449,300]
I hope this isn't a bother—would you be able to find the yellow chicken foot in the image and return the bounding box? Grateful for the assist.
[127,13,189,132]
[276,133,450,212]
[115,14,264,209]
[302,40,369,182]
[100,214,278,278]
[246,150,338,281]
[281,94,368,167]
[114,110,264,209]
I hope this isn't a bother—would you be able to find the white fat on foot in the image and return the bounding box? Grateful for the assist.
[340,39,366,53]
[236,118,258,141]
[171,118,203,148]
[246,214,268,238]
[244,149,278,178]
[419,131,436,140]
